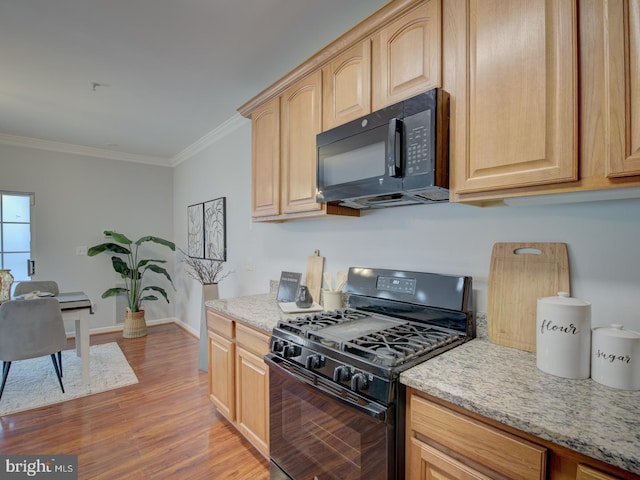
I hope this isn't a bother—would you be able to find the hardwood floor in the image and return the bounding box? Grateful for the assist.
[0,324,270,479]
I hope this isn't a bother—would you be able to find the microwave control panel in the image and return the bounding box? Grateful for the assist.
[404,110,432,176]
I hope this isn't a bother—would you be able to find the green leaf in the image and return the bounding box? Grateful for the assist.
[87,243,130,256]
[111,257,134,278]
[137,258,167,269]
[135,235,175,251]
[139,294,158,303]
[145,264,174,286]
[105,231,133,245]
[141,286,170,303]
[101,287,128,299]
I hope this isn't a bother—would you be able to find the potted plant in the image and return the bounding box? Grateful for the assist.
[88,230,175,338]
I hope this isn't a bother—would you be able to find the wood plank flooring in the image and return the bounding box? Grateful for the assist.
[0,324,270,479]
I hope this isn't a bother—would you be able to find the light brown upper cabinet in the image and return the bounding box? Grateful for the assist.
[446,0,640,204]
[243,0,640,215]
[603,0,640,178]
[251,97,280,218]
[322,42,372,131]
[323,0,441,130]
[250,78,359,222]
[372,0,441,110]
[446,0,579,200]
[280,71,324,215]
[240,0,438,221]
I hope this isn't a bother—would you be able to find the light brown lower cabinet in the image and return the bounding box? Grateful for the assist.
[207,308,270,459]
[208,329,235,421]
[406,388,638,480]
[408,437,492,480]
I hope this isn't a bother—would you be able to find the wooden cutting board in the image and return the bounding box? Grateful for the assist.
[305,250,325,305]
[487,242,570,352]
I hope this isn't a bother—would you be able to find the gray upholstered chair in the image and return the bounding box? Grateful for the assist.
[0,297,67,400]
[14,280,60,297]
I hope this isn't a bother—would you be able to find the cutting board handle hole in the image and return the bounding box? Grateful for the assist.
[513,247,542,255]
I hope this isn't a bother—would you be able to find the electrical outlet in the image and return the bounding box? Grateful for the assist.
[246,257,254,271]
[75,246,88,256]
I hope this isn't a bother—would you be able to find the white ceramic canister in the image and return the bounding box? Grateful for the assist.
[591,324,640,390]
[536,292,591,379]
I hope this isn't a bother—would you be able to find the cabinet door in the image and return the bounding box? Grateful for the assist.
[605,0,640,177]
[372,0,441,110]
[447,0,579,198]
[252,97,281,217]
[235,345,269,458]
[280,70,323,214]
[322,41,372,130]
[209,331,235,421]
[408,438,492,480]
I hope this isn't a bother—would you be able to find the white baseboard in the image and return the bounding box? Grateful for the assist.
[65,317,200,339]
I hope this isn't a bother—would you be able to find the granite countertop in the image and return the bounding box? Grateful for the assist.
[205,294,640,476]
[206,293,286,333]
[400,317,640,476]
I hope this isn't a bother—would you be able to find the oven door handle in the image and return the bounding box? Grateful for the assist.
[265,354,388,422]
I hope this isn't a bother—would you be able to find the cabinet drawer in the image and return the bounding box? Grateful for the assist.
[207,309,234,339]
[236,322,270,357]
[576,464,621,480]
[410,395,546,480]
[409,437,492,480]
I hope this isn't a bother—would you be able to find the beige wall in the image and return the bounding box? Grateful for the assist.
[0,144,174,332]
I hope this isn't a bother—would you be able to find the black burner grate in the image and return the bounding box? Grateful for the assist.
[344,323,463,367]
[277,308,371,336]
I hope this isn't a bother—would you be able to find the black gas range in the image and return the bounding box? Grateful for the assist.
[266,267,474,480]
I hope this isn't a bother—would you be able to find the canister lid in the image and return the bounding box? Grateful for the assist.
[538,291,591,306]
[593,324,640,339]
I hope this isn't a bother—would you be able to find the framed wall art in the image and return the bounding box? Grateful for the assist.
[204,197,226,261]
[187,202,204,258]
[186,197,227,261]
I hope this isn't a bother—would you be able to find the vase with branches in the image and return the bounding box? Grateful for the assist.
[179,248,230,286]
[179,248,230,372]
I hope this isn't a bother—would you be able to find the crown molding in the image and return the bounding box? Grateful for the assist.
[0,133,172,166]
[170,113,249,166]
[0,113,248,167]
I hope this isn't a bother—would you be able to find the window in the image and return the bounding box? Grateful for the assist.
[0,192,33,284]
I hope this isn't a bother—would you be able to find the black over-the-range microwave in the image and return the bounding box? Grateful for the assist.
[316,88,450,209]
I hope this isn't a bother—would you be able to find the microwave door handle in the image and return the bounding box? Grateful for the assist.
[388,118,403,177]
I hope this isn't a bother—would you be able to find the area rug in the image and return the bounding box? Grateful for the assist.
[0,342,139,416]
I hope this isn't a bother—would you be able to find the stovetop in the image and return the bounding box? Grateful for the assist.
[268,267,474,405]
[277,308,464,368]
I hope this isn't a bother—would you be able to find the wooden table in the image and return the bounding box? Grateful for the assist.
[57,292,92,385]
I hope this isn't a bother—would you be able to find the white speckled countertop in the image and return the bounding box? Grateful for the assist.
[206,294,640,476]
[206,293,286,332]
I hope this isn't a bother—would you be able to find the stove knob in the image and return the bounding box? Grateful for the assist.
[305,354,323,369]
[282,344,300,358]
[350,373,368,392]
[333,366,351,383]
[272,340,285,353]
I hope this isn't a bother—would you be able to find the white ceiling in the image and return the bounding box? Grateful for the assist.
[0,0,387,166]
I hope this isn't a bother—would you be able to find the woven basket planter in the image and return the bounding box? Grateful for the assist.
[123,309,147,338]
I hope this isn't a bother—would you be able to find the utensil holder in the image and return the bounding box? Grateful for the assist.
[322,290,342,310]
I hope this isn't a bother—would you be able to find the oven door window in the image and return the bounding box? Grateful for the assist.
[269,360,393,480]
